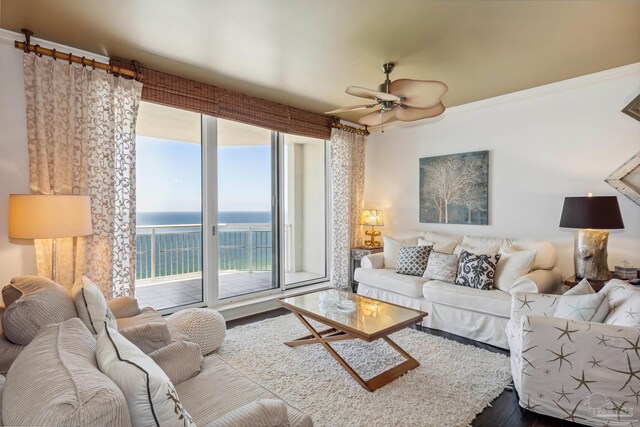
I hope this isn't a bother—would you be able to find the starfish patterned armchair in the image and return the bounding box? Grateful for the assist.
[506,279,640,426]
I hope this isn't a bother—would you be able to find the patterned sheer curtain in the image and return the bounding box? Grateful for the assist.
[23,54,143,298]
[330,128,366,290]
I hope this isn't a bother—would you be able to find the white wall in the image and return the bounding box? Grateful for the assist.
[364,64,640,277]
[0,43,36,286]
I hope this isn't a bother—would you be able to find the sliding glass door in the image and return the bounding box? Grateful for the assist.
[215,119,278,300]
[134,102,204,311]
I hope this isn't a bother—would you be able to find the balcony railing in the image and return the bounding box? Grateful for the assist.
[135,223,289,283]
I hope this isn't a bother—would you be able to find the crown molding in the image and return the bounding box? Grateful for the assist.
[0,28,108,62]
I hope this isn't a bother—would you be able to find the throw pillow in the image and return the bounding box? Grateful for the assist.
[418,238,458,255]
[423,252,459,283]
[453,243,499,256]
[493,249,536,293]
[601,279,640,327]
[454,250,501,290]
[554,293,609,322]
[96,325,195,427]
[148,341,203,384]
[564,278,596,296]
[396,246,431,276]
[71,276,117,334]
[2,276,77,345]
[382,236,418,269]
[3,319,131,427]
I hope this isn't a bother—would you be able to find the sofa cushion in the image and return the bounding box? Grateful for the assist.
[461,235,505,248]
[455,250,501,290]
[176,355,312,427]
[396,246,431,276]
[453,243,499,256]
[71,276,117,334]
[601,279,640,327]
[96,325,195,427]
[418,238,457,254]
[3,318,131,427]
[382,236,418,269]
[553,293,609,322]
[423,252,459,282]
[119,322,173,354]
[354,268,427,298]
[493,249,536,293]
[3,276,77,345]
[423,231,463,244]
[502,238,557,271]
[423,280,512,318]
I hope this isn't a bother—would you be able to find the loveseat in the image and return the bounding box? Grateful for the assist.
[355,230,563,349]
[0,276,312,427]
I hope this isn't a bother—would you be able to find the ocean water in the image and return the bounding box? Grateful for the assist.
[135,211,272,281]
[137,211,271,226]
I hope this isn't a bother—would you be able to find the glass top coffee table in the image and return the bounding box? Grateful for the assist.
[279,289,428,392]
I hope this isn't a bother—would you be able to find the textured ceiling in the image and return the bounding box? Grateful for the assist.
[2,0,639,123]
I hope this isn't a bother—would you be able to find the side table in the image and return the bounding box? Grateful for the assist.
[350,246,383,292]
[564,271,639,292]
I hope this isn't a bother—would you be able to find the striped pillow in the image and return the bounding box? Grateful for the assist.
[96,324,195,427]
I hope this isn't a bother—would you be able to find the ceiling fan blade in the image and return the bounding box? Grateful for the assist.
[346,86,400,102]
[395,103,445,122]
[325,104,377,115]
[359,108,397,126]
[390,79,448,109]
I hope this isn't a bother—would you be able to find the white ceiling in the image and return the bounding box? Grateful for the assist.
[2,1,639,123]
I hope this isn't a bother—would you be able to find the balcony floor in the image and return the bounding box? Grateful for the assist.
[135,271,324,310]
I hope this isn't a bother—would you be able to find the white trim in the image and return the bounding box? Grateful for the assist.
[369,62,640,131]
[0,28,108,62]
[217,281,330,321]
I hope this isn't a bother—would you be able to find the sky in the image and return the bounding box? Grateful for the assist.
[136,136,271,212]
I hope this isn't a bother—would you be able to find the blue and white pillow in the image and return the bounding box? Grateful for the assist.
[454,250,501,290]
[396,246,431,276]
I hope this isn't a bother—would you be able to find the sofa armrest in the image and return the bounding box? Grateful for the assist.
[515,315,640,421]
[107,296,140,318]
[203,399,289,427]
[148,340,203,384]
[509,292,560,328]
[510,268,562,294]
[361,253,384,269]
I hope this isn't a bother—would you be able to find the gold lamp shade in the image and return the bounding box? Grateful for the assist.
[361,209,383,247]
[9,194,93,239]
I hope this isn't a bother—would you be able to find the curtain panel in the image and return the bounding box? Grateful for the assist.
[330,128,366,290]
[23,54,143,298]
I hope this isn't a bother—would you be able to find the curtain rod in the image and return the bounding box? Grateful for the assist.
[331,119,370,136]
[14,29,141,80]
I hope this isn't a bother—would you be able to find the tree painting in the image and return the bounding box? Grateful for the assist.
[419,151,489,225]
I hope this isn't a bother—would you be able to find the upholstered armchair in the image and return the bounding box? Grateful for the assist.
[507,280,640,426]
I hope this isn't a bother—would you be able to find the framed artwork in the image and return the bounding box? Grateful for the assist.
[419,150,489,225]
[606,151,640,207]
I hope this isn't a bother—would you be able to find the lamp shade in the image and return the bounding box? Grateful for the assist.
[360,209,384,226]
[9,194,93,239]
[559,196,624,230]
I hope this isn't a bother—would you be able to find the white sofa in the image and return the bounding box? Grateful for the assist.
[354,231,563,349]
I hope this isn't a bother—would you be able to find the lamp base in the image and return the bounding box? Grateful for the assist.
[574,229,611,281]
[364,227,381,247]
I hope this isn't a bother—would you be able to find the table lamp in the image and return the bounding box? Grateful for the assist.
[360,209,384,247]
[9,194,93,282]
[559,194,624,281]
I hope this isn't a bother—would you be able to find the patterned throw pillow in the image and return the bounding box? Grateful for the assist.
[423,252,459,283]
[454,250,501,290]
[396,246,431,276]
[554,293,609,322]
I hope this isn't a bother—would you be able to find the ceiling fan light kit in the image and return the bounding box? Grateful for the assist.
[326,62,448,129]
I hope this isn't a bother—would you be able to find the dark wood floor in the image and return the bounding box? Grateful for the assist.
[227,308,579,427]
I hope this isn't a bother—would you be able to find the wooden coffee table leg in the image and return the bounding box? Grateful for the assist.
[287,312,420,392]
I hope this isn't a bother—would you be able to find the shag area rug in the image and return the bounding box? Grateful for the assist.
[218,314,512,427]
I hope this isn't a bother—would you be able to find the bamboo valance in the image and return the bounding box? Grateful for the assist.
[110,58,332,140]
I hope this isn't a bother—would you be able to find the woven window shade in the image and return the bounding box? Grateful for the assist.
[111,58,331,139]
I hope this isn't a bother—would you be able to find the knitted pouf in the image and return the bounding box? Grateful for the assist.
[167,308,226,355]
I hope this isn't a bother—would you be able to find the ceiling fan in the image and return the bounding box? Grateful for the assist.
[326,63,448,128]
